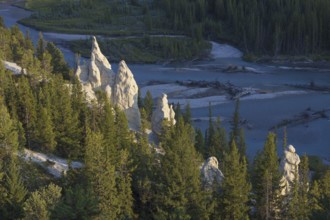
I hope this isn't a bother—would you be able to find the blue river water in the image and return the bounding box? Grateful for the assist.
[1,3,330,160]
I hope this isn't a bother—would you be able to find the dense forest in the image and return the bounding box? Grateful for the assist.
[0,22,330,219]
[21,0,330,58]
[157,0,330,56]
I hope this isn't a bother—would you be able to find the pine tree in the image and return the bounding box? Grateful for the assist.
[2,158,28,219]
[220,140,251,220]
[84,128,119,219]
[154,117,208,219]
[23,183,62,220]
[253,132,282,220]
[51,185,99,220]
[208,117,228,163]
[143,90,153,121]
[46,42,70,79]
[183,102,192,125]
[16,77,37,148]
[195,128,206,158]
[230,99,240,144]
[298,155,311,219]
[36,32,45,61]
[132,109,155,218]
[35,105,56,152]
[316,170,330,218]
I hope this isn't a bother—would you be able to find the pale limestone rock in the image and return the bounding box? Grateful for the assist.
[280,144,301,195]
[151,94,176,135]
[201,156,224,189]
[88,53,102,88]
[75,37,141,130]
[3,60,27,75]
[113,60,141,130]
[82,83,97,102]
[90,36,115,87]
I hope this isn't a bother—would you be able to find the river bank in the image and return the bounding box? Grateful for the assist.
[1,2,330,161]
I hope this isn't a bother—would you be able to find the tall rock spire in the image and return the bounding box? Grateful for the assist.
[151,94,176,135]
[113,60,141,130]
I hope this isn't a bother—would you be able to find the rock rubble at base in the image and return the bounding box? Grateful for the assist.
[75,36,141,130]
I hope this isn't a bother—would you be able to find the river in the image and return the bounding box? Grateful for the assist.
[1,3,330,160]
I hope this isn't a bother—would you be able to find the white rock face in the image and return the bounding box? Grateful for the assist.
[113,60,141,130]
[280,144,301,195]
[151,94,176,135]
[201,156,224,189]
[75,36,141,130]
[3,60,27,75]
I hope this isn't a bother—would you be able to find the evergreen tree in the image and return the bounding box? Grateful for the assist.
[36,32,45,61]
[46,42,70,79]
[154,118,208,219]
[16,77,37,148]
[2,158,28,219]
[143,90,153,121]
[84,128,119,219]
[35,105,56,152]
[230,99,240,145]
[298,155,311,219]
[208,117,228,163]
[132,108,156,218]
[220,140,251,220]
[316,170,330,219]
[195,128,206,158]
[23,183,62,220]
[52,185,99,220]
[183,102,192,125]
[253,132,282,220]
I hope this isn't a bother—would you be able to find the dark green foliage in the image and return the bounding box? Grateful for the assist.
[183,103,192,125]
[1,158,28,219]
[46,42,70,79]
[195,128,206,158]
[143,90,153,121]
[23,183,62,220]
[154,118,208,219]
[253,132,282,220]
[220,140,251,219]
[52,185,99,220]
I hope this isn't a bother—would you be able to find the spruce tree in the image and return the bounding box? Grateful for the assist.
[143,90,153,121]
[195,128,206,158]
[46,42,70,79]
[16,77,37,148]
[298,155,312,219]
[154,117,208,219]
[36,32,45,61]
[2,157,27,219]
[183,102,192,125]
[51,185,99,220]
[23,183,62,220]
[36,105,56,152]
[84,128,119,219]
[253,132,282,220]
[220,140,251,220]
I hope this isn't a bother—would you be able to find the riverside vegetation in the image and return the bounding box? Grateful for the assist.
[18,0,330,61]
[0,23,329,219]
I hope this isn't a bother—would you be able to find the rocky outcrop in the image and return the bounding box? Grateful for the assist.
[113,60,141,130]
[280,144,301,195]
[3,60,27,75]
[201,156,224,189]
[75,36,140,130]
[151,94,176,134]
